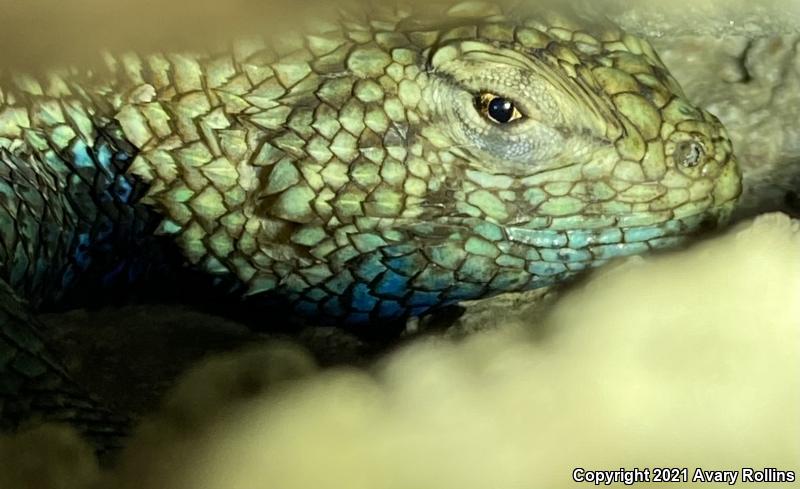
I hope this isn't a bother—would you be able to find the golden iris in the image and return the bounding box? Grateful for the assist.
[477,92,523,124]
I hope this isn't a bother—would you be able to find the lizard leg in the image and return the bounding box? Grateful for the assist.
[0,279,129,453]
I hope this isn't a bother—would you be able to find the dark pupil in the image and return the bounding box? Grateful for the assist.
[488,97,514,123]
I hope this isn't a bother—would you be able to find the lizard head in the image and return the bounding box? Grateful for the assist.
[354,12,742,303]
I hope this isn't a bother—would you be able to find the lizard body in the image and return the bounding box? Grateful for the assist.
[0,2,741,447]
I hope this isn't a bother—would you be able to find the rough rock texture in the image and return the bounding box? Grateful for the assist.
[604,0,800,37]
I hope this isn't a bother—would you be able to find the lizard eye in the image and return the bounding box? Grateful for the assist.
[476,92,524,124]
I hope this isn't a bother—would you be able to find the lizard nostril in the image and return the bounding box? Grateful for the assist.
[673,140,705,167]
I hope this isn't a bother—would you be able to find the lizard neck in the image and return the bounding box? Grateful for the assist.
[0,69,199,308]
[105,31,436,299]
